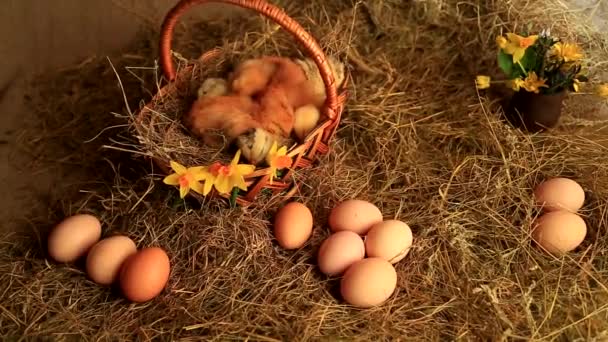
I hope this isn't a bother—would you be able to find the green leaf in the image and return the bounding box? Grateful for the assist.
[519,47,540,74]
[229,187,239,208]
[497,50,514,76]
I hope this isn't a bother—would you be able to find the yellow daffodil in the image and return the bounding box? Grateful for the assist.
[522,72,549,94]
[163,161,209,198]
[206,150,255,195]
[508,77,525,91]
[475,75,491,90]
[597,84,608,98]
[503,33,539,63]
[572,79,582,92]
[496,36,508,49]
[265,141,293,184]
[550,42,584,63]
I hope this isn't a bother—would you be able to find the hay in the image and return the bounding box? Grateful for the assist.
[2,0,608,340]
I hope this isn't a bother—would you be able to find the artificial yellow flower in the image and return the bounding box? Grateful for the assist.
[265,141,293,184]
[163,161,209,198]
[496,35,508,49]
[522,72,549,93]
[475,75,491,90]
[206,150,255,195]
[597,84,608,98]
[503,33,539,63]
[550,42,584,63]
[508,77,526,91]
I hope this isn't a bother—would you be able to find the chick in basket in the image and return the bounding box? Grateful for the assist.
[184,75,293,165]
[184,56,346,166]
[230,56,346,162]
[183,77,262,147]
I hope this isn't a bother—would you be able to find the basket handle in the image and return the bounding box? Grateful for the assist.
[159,0,340,120]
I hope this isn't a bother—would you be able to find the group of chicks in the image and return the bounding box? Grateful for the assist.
[183,55,346,165]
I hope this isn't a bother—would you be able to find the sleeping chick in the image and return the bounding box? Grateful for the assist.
[184,95,261,147]
[197,77,229,98]
[228,56,331,161]
[294,55,346,108]
[230,56,317,109]
[229,58,278,97]
[265,56,319,110]
[293,104,321,141]
[236,128,291,165]
[254,85,296,137]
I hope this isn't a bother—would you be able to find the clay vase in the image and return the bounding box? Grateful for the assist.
[505,90,567,133]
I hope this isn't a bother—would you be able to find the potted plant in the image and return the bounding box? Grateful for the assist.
[475,29,608,132]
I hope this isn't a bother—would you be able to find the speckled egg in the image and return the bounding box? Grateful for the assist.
[329,199,383,235]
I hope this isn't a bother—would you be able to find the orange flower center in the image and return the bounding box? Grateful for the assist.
[178,175,190,187]
[209,162,233,177]
[274,155,292,169]
[520,38,533,48]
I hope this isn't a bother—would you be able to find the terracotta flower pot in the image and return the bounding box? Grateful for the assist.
[505,90,567,133]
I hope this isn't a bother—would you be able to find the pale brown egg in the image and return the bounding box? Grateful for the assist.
[86,235,137,285]
[329,199,383,235]
[340,257,397,308]
[47,214,102,263]
[317,231,365,276]
[532,211,587,254]
[119,247,170,302]
[534,177,585,213]
[274,202,313,250]
[365,220,413,264]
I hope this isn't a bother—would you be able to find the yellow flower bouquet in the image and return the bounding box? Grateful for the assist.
[162,145,293,207]
[477,30,607,132]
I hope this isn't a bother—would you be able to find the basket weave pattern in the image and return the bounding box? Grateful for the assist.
[136,0,348,206]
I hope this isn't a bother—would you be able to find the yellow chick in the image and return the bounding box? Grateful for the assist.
[294,56,346,108]
[293,104,321,141]
[236,128,292,165]
[197,77,229,99]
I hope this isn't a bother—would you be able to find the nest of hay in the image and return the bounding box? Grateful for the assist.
[2,0,608,340]
[131,1,349,206]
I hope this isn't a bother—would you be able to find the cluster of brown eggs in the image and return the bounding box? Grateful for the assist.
[532,177,587,254]
[273,199,413,308]
[47,214,170,302]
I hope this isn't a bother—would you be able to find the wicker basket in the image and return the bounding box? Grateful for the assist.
[136,0,348,207]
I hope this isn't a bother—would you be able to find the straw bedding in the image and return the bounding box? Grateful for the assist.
[2,0,608,340]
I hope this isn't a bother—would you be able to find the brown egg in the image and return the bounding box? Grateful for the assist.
[317,231,365,276]
[329,199,383,235]
[365,220,413,264]
[532,211,587,254]
[274,202,313,250]
[86,235,137,285]
[340,258,397,308]
[119,247,170,302]
[47,214,102,263]
[534,177,585,213]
